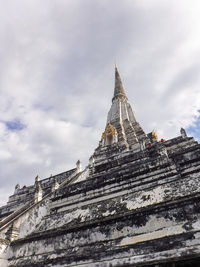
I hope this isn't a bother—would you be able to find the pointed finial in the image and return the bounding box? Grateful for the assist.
[34,182,43,203]
[180,128,187,138]
[15,184,20,190]
[52,177,59,191]
[76,160,82,173]
[35,175,40,182]
[14,184,20,194]
[112,66,128,102]
[36,182,42,192]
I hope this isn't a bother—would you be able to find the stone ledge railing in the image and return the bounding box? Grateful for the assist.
[0,168,81,234]
[0,200,35,231]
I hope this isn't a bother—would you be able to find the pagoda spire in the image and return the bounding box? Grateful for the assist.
[90,66,150,165]
[104,66,149,151]
[112,65,128,102]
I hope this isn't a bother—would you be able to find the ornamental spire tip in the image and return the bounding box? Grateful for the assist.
[112,66,128,102]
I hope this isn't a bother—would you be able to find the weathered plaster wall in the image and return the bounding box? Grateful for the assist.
[8,197,200,266]
[3,136,200,266]
[0,239,9,267]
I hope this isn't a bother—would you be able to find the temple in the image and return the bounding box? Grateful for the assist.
[1,67,200,266]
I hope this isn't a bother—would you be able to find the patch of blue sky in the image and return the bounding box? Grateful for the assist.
[5,119,26,131]
[186,111,200,142]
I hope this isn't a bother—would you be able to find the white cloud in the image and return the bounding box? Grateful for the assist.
[0,0,200,205]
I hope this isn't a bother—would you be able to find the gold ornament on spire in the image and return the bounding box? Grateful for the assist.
[102,123,117,140]
[152,131,158,141]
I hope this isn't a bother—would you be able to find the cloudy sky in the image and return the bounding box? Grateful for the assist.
[1,0,200,205]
